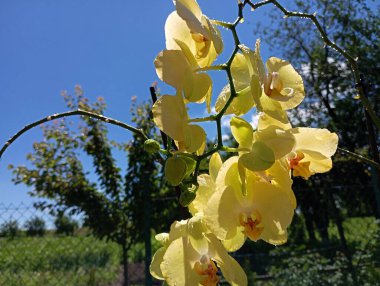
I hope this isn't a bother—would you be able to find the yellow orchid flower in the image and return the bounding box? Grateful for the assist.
[230,116,296,172]
[166,0,223,68]
[288,128,339,179]
[150,215,247,286]
[220,41,304,122]
[152,93,206,154]
[257,113,339,179]
[204,157,295,249]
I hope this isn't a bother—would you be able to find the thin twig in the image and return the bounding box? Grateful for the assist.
[245,0,380,130]
[0,110,147,159]
[337,148,380,170]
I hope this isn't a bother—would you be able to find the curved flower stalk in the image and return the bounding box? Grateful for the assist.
[150,214,247,286]
[152,93,206,154]
[148,0,341,283]
[203,157,295,251]
[215,53,255,116]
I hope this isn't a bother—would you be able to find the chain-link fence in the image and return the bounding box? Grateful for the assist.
[1,185,379,286]
[0,203,148,286]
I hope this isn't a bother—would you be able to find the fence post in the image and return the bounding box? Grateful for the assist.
[143,169,152,286]
[328,190,358,284]
[122,242,129,286]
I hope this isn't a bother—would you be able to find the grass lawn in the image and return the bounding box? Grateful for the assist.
[0,235,121,286]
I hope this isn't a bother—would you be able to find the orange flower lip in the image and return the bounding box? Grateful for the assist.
[194,258,220,286]
[240,211,264,241]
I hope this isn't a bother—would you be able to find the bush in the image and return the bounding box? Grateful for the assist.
[25,216,46,237]
[55,213,78,235]
[0,220,19,239]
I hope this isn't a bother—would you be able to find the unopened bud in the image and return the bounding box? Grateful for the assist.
[179,184,198,207]
[165,157,187,186]
[144,139,160,154]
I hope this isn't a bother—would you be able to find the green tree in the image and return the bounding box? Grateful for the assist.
[24,216,46,237]
[54,212,78,235]
[0,220,19,239]
[258,0,379,242]
[9,87,176,285]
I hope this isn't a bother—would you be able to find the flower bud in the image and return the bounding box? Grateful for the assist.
[164,156,187,186]
[179,184,198,207]
[144,139,161,154]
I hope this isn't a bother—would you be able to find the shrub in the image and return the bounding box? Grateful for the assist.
[54,213,78,235]
[24,216,46,237]
[0,220,19,239]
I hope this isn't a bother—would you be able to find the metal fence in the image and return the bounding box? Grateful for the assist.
[0,203,147,286]
[1,186,379,286]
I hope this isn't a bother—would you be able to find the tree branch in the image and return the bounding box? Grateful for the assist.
[245,0,380,130]
[0,109,147,159]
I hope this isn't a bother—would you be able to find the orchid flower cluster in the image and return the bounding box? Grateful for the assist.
[148,0,338,285]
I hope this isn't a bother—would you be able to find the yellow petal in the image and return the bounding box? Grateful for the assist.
[266,57,305,110]
[254,39,267,85]
[161,237,202,286]
[209,152,222,182]
[152,94,187,141]
[230,116,254,150]
[248,182,294,245]
[189,174,215,215]
[155,233,169,246]
[231,52,251,87]
[215,85,232,114]
[165,12,194,54]
[204,186,242,240]
[267,160,296,208]
[205,17,223,54]
[303,154,333,174]
[175,0,205,35]
[290,128,338,158]
[239,44,257,78]
[215,156,241,193]
[255,126,295,159]
[239,141,275,171]
[257,112,292,130]
[150,247,166,280]
[207,234,248,286]
[221,231,246,252]
[184,72,213,109]
[236,86,255,115]
[252,84,289,123]
[174,38,199,68]
[154,50,189,89]
[184,124,206,153]
[216,85,254,116]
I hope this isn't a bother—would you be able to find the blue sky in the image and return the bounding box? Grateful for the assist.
[0,0,298,206]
